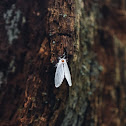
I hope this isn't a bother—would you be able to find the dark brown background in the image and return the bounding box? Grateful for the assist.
[0,0,126,126]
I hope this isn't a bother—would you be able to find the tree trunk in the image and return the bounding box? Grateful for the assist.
[0,0,126,126]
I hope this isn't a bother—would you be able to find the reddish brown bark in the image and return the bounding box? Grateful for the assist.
[0,0,75,126]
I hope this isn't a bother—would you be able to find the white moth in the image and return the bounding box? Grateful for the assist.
[55,58,72,88]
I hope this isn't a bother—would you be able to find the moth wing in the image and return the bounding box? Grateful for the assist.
[64,61,72,86]
[55,62,65,88]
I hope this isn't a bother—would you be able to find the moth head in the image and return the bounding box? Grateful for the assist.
[61,59,64,62]
[59,58,66,64]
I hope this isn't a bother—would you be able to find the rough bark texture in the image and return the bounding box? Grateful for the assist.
[0,0,126,126]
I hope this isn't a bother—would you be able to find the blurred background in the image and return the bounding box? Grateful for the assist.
[0,0,126,126]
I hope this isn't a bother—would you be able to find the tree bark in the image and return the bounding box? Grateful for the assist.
[0,0,126,126]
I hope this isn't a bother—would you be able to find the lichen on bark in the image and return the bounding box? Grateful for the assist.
[61,1,102,126]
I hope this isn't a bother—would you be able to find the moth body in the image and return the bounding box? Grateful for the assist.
[55,58,72,88]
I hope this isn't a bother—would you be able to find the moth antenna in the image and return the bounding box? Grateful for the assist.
[55,63,58,67]
[62,52,66,59]
[58,57,61,59]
